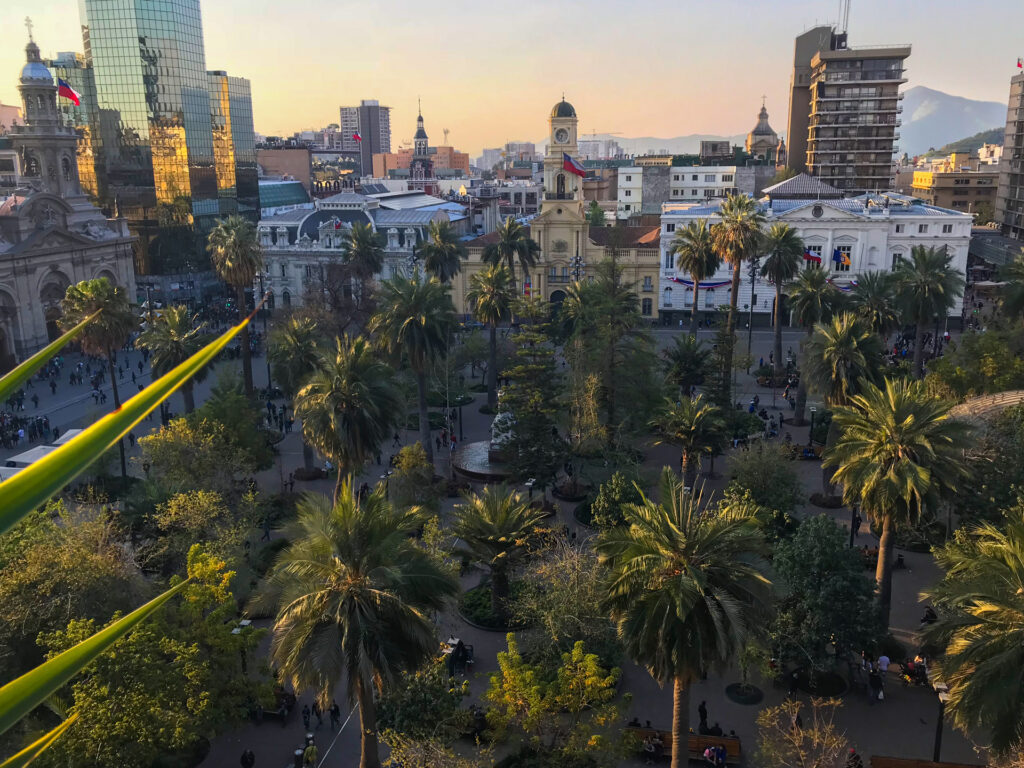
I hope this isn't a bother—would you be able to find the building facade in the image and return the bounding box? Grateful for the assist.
[339,100,391,174]
[207,71,259,217]
[995,73,1024,241]
[616,165,776,220]
[745,102,779,162]
[658,179,970,326]
[0,37,136,369]
[911,168,997,215]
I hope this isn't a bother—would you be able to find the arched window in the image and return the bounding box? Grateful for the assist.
[62,156,72,182]
[282,290,291,307]
[705,288,716,308]
[556,173,566,198]
[662,286,673,307]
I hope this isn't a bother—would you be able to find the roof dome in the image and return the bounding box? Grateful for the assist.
[551,100,576,118]
[21,41,53,84]
[751,105,775,136]
[414,126,428,140]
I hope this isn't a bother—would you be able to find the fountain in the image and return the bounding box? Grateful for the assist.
[452,410,514,482]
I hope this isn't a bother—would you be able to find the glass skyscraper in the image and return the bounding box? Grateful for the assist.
[208,71,259,217]
[46,51,100,200]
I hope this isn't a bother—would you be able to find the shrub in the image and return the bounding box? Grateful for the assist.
[727,443,803,515]
[589,472,642,527]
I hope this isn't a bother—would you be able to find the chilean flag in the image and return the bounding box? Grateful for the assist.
[562,152,586,178]
[352,132,362,142]
[57,78,81,106]
[803,248,821,264]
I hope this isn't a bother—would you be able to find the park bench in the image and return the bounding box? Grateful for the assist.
[624,727,742,764]
[871,757,984,768]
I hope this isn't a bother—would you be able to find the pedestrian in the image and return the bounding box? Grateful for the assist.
[49,380,57,395]
[392,431,401,448]
[868,668,883,704]
[260,515,271,542]
[759,357,764,369]
[138,359,144,374]
[240,749,255,768]
[435,435,442,451]
[302,741,318,767]
[877,653,890,677]
[132,371,136,385]
[312,702,322,729]
[698,699,708,729]
[852,512,862,538]
[128,432,136,447]
[301,704,311,731]
[846,749,864,768]
[31,393,38,409]
[329,700,341,730]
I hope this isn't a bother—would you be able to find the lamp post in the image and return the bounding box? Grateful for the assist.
[932,683,951,762]
[570,254,585,282]
[809,406,817,448]
[746,257,759,372]
[257,271,271,396]
[849,504,858,548]
[525,478,536,501]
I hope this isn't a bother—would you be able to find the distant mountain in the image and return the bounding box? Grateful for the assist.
[900,86,1006,155]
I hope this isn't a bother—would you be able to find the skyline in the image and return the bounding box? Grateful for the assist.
[0,0,1022,156]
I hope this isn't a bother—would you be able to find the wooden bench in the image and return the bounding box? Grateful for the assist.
[871,758,985,768]
[623,727,741,764]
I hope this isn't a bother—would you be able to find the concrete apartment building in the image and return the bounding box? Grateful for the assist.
[787,26,910,194]
[911,166,998,216]
[340,100,391,174]
[615,165,775,220]
[995,73,1024,240]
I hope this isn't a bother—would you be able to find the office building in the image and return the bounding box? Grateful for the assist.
[339,100,391,173]
[208,71,259,216]
[995,73,1024,240]
[910,153,998,216]
[616,164,775,220]
[787,25,910,194]
[257,146,313,193]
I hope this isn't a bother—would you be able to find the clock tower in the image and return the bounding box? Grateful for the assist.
[542,98,582,213]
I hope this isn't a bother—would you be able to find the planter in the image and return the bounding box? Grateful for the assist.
[725,683,764,705]
[552,481,592,502]
[293,467,326,481]
[457,583,527,632]
[809,492,843,509]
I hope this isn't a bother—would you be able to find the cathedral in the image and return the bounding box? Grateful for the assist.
[745,101,782,164]
[408,104,438,195]
[0,32,135,370]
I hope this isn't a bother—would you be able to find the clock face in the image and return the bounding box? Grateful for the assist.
[554,128,569,144]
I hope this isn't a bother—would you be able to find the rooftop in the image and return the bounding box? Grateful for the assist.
[763,173,843,200]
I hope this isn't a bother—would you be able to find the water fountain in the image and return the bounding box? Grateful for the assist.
[452,410,514,482]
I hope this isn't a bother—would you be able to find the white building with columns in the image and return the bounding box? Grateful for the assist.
[658,175,972,327]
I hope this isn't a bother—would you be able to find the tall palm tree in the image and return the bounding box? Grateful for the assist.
[662,334,711,395]
[293,335,401,503]
[208,214,263,397]
[135,305,208,413]
[650,394,726,487]
[253,484,458,768]
[482,216,540,295]
[597,469,771,768]
[786,268,843,425]
[923,507,1024,756]
[466,263,514,410]
[997,251,1024,322]
[894,245,965,378]
[416,220,467,282]
[670,219,721,335]
[268,316,322,471]
[803,312,884,410]
[452,485,547,624]
[851,270,900,340]
[711,194,766,338]
[370,275,455,463]
[759,223,804,370]
[825,378,968,625]
[60,277,138,478]
[341,221,386,281]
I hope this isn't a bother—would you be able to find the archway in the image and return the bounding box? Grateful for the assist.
[40,279,70,342]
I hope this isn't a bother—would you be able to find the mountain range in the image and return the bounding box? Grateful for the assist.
[570,86,1007,159]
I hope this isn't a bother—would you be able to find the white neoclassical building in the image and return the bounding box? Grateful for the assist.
[657,174,973,327]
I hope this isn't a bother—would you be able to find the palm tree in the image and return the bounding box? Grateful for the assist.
[803,312,884,410]
[482,216,540,295]
[466,263,514,410]
[825,378,968,625]
[851,270,900,340]
[662,334,711,395]
[597,469,771,768]
[253,484,458,768]
[208,214,263,397]
[60,278,138,478]
[786,268,843,425]
[998,251,1024,322]
[135,305,208,413]
[293,335,401,503]
[268,316,322,471]
[416,220,466,282]
[340,221,386,280]
[452,485,546,624]
[759,223,804,370]
[650,395,726,487]
[711,194,766,339]
[894,245,965,378]
[923,507,1024,756]
[370,275,455,463]
[669,219,721,335]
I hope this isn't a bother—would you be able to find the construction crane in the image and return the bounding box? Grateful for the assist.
[837,0,851,33]
[442,128,450,146]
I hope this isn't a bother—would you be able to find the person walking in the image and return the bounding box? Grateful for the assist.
[302,742,318,767]
[329,700,341,730]
[239,749,255,768]
[698,700,708,730]
[851,511,862,539]
[846,748,865,768]
[868,668,883,704]
[312,701,322,729]
[301,704,311,731]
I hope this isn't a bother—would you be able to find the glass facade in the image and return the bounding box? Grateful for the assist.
[208,72,258,216]
[46,51,100,200]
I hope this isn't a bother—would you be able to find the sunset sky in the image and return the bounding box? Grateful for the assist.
[1,0,1022,156]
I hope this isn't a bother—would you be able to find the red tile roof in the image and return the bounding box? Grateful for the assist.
[587,225,661,248]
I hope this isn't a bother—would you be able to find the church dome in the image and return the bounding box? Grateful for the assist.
[21,42,52,84]
[751,105,775,136]
[551,100,576,118]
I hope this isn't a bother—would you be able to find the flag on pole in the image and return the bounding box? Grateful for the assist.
[523,275,532,297]
[1018,57,1023,69]
[562,152,586,178]
[352,132,362,142]
[803,249,821,264]
[57,78,81,106]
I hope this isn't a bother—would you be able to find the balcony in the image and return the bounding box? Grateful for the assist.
[544,192,575,201]
[548,274,571,284]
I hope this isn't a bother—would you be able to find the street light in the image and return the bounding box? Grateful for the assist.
[256,272,272,397]
[569,254,585,282]
[809,406,817,448]
[932,681,951,762]
[746,257,759,371]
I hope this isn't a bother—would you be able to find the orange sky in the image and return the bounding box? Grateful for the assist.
[2,0,1022,156]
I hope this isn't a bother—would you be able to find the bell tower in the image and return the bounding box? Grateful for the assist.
[541,97,582,214]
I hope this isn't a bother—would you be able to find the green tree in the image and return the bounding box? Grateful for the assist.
[597,469,771,768]
[142,489,237,576]
[786,268,843,424]
[711,194,766,398]
[417,220,467,282]
[725,443,804,518]
[195,374,274,470]
[482,216,540,295]
[377,658,470,745]
[651,394,727,487]
[662,334,711,395]
[293,335,401,503]
[756,698,848,768]
[771,515,881,674]
[370,275,455,463]
[586,200,606,227]
[669,219,721,335]
[60,277,139,478]
[850,270,900,339]
[760,222,804,369]
[136,305,209,413]
[341,221,386,280]
[825,378,969,625]
[923,504,1024,756]
[894,245,965,378]
[268,315,322,470]
[803,312,884,410]
[998,251,1024,322]
[925,327,1024,400]
[453,485,546,624]
[589,471,644,528]
[390,442,437,511]
[465,263,514,410]
[973,200,994,226]
[954,402,1024,525]
[253,485,458,768]
[207,214,263,397]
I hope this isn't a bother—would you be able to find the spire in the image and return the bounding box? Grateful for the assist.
[25,16,34,43]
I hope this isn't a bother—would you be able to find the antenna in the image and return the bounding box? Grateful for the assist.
[443,128,450,145]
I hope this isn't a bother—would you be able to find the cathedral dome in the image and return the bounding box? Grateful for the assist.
[551,100,576,118]
[21,41,53,84]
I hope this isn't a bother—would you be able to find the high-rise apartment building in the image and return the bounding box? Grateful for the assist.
[995,73,1024,240]
[787,25,910,194]
[208,71,259,216]
[339,100,391,173]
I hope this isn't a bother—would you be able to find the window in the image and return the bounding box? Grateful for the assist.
[672,189,679,196]
[625,175,632,182]
[691,189,698,196]
[665,223,675,232]
[705,289,716,308]
[832,245,852,272]
[953,178,970,185]
[624,190,631,197]
[918,224,928,234]
[721,174,734,182]
[704,189,715,198]
[683,287,693,306]
[805,245,823,269]
[664,251,674,269]
[662,287,673,307]
[280,264,286,277]
[705,174,716,182]
[624,204,630,211]
[942,224,953,233]
[643,276,653,292]
[673,174,679,181]
[692,174,698,181]
[894,224,905,233]
[641,298,652,316]
[890,251,904,271]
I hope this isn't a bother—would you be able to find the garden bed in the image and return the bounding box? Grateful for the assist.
[404,411,447,430]
[458,582,527,631]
